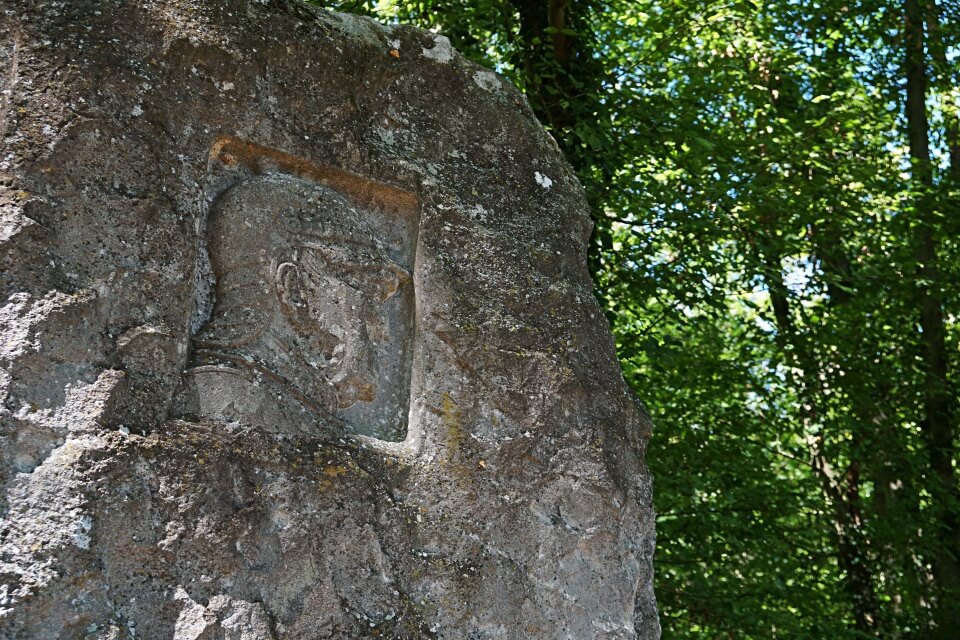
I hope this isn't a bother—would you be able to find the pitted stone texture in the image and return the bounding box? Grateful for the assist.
[0,1,658,638]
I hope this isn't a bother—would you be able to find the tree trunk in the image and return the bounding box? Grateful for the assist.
[509,0,580,140]
[924,2,960,183]
[752,219,880,634]
[752,60,882,632]
[903,0,960,633]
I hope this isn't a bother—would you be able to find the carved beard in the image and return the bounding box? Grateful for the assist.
[294,263,380,411]
[277,320,375,411]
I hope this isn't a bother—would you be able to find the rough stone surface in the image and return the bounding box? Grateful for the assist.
[0,1,658,638]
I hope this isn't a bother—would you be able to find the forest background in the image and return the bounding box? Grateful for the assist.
[325,1,959,637]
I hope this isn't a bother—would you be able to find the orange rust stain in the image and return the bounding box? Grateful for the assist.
[209,135,419,216]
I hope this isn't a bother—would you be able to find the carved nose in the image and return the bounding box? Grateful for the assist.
[379,265,411,301]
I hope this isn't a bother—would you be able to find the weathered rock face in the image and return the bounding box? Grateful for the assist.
[0,1,658,638]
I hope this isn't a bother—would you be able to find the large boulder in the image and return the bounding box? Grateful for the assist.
[0,1,658,638]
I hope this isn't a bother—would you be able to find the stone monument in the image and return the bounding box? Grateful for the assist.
[0,1,658,638]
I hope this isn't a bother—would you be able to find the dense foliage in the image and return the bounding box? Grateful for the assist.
[326,1,959,637]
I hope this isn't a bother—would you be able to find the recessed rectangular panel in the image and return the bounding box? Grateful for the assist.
[173,138,418,442]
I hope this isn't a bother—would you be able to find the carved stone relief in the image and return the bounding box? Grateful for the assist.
[172,137,419,442]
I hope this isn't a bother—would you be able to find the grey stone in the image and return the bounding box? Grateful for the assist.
[0,1,658,638]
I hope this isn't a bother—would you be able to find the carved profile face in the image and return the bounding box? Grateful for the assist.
[190,172,416,440]
[277,239,410,409]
